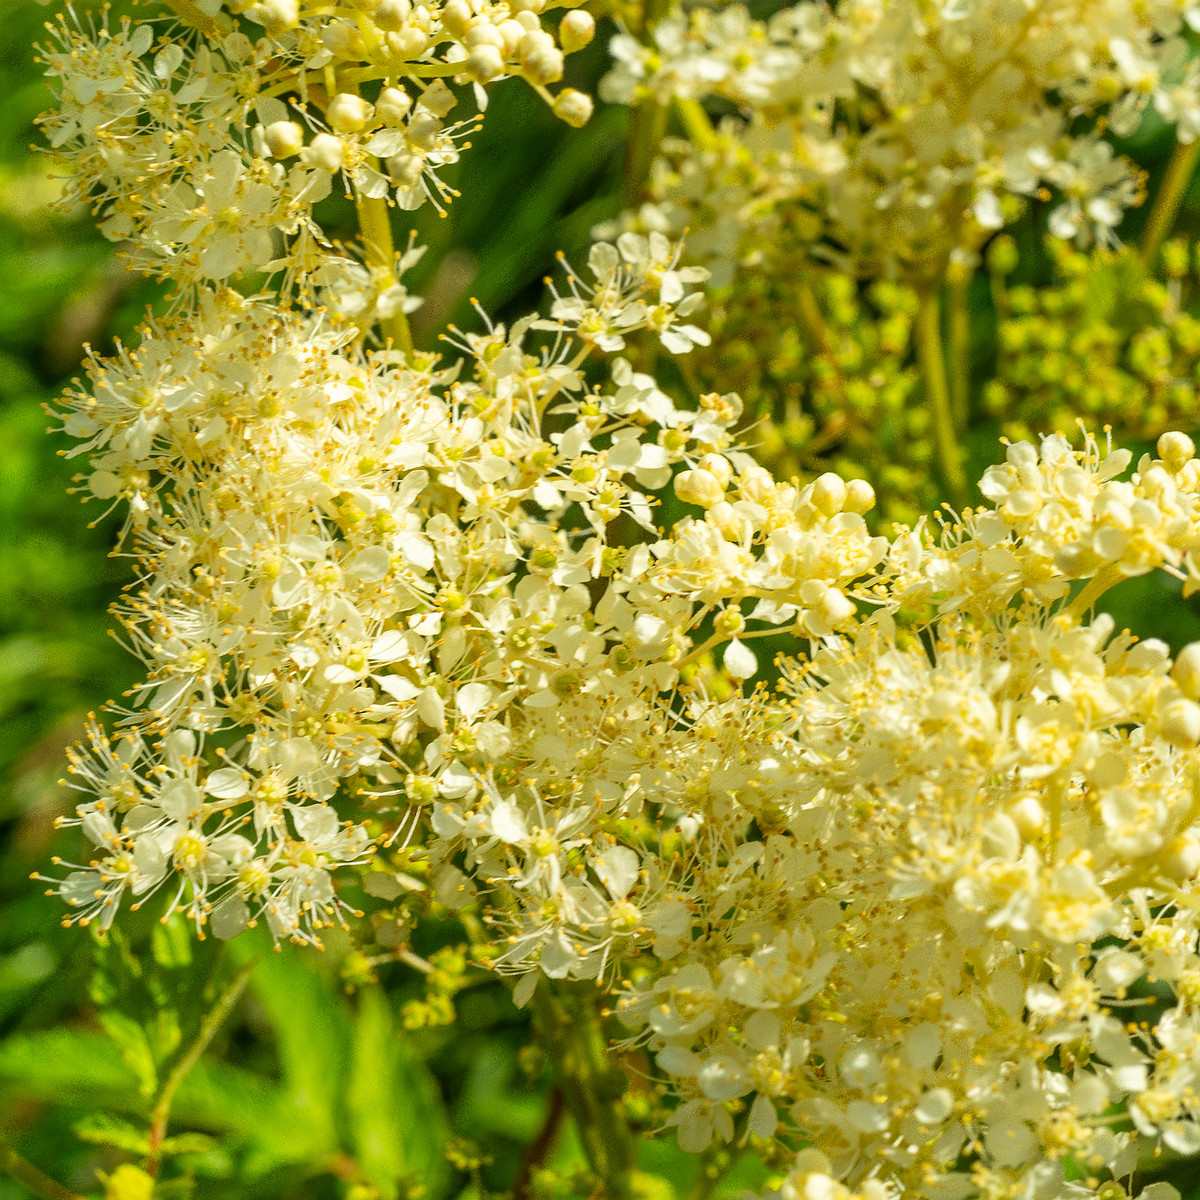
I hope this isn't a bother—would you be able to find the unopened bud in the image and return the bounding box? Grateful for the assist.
[377,86,413,125]
[1161,698,1200,748]
[1159,431,1196,471]
[1173,642,1200,699]
[559,8,595,52]
[843,478,876,514]
[375,0,412,28]
[698,453,733,489]
[440,0,473,38]
[675,468,724,508]
[810,472,846,517]
[264,119,304,158]
[326,92,373,133]
[523,43,563,84]
[552,87,592,127]
[306,132,345,171]
[467,43,505,81]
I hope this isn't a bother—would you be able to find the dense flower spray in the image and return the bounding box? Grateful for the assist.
[33,2,1200,1200]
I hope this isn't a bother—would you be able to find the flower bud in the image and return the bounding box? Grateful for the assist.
[465,22,503,48]
[387,152,425,187]
[263,119,304,158]
[467,43,505,81]
[521,38,563,83]
[254,0,300,33]
[306,132,345,171]
[698,453,733,489]
[552,87,592,127]
[385,25,429,56]
[810,472,846,516]
[422,80,458,117]
[374,0,412,29]
[377,86,413,125]
[440,0,473,38]
[497,19,525,55]
[1173,642,1200,699]
[559,9,595,52]
[675,468,724,508]
[326,92,373,133]
[843,478,876,514]
[1161,698,1200,748]
[1159,431,1196,471]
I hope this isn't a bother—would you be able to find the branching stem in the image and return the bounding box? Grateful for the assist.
[145,959,257,1177]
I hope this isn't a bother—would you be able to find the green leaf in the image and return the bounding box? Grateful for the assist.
[152,915,194,969]
[347,987,450,1200]
[99,1010,157,1097]
[0,1029,137,1104]
[159,1131,218,1155]
[72,1112,151,1154]
[237,942,348,1156]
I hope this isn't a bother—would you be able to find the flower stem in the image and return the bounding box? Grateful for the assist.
[161,0,231,37]
[531,983,635,1200]
[1140,137,1200,269]
[0,1143,86,1200]
[1065,564,1123,619]
[947,266,971,434]
[511,1086,567,1200]
[145,958,257,1177]
[624,0,674,207]
[915,285,968,508]
[356,194,415,357]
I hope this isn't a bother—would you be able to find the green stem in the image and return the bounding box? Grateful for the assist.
[356,194,415,356]
[160,0,231,37]
[0,1142,86,1200]
[624,101,668,208]
[531,984,635,1200]
[947,268,971,434]
[1065,564,1123,619]
[1140,137,1200,269]
[145,959,257,1177]
[915,286,968,509]
[623,0,674,207]
[675,98,718,152]
[511,1086,567,1200]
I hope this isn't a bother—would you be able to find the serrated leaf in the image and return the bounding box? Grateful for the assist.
[99,1010,157,1097]
[348,987,450,1199]
[73,1112,151,1154]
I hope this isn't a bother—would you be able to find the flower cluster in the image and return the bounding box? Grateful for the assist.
[603,0,1200,278]
[39,0,596,295]
[35,4,1200,1200]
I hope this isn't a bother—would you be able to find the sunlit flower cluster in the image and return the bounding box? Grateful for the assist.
[35,4,1200,1200]
[603,0,1200,277]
